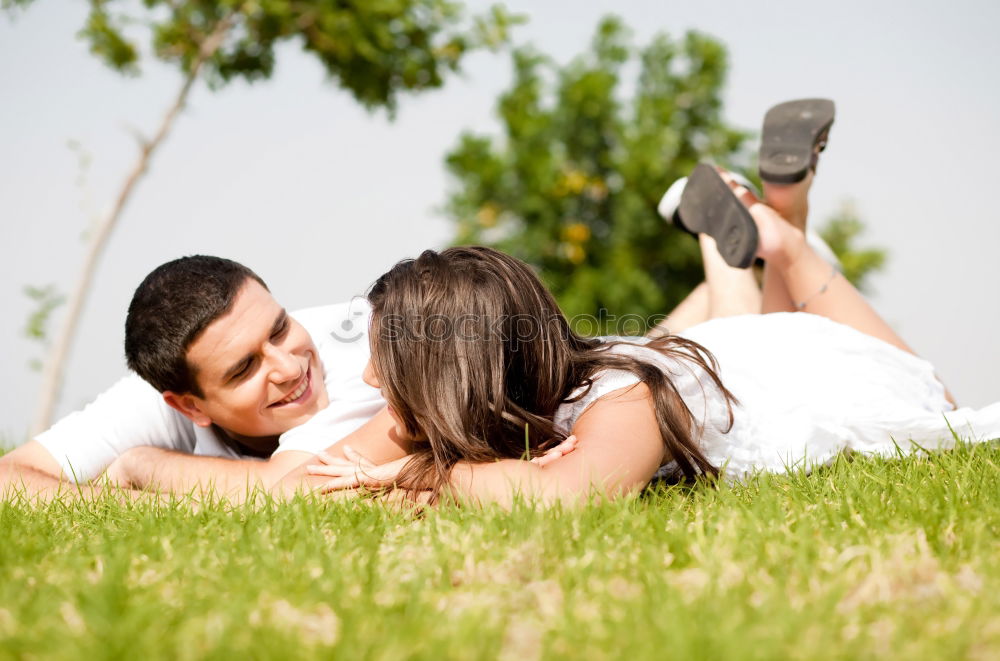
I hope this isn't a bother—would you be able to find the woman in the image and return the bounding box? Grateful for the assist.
[307,139,1000,507]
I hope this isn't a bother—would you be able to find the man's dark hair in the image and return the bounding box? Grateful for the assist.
[125,255,268,396]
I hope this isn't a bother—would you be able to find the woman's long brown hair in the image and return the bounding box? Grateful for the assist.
[367,246,737,499]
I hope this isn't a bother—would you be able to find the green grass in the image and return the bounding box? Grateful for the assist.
[2,443,999,660]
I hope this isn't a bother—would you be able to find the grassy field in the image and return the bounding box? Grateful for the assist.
[2,442,999,660]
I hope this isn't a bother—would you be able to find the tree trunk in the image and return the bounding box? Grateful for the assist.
[30,15,237,437]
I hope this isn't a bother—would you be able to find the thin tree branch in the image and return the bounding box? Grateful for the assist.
[31,11,240,436]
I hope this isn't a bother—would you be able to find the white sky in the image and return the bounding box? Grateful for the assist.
[1,0,998,443]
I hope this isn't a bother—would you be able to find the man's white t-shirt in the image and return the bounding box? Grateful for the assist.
[36,300,385,483]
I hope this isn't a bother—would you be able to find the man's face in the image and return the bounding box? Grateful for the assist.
[170,280,329,439]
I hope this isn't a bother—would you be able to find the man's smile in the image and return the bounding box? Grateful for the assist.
[270,366,313,407]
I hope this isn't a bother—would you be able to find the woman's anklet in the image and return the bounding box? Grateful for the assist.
[795,266,838,310]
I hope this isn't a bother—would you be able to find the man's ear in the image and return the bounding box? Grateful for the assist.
[162,391,213,427]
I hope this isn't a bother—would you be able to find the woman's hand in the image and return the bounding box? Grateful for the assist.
[308,446,411,492]
[529,434,578,467]
[308,434,578,493]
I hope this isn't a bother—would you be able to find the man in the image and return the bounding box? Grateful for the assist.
[0,255,407,499]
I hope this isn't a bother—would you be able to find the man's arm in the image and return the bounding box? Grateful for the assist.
[0,437,269,504]
[105,447,312,500]
[0,440,153,503]
[0,436,300,504]
[29,373,210,486]
[109,407,408,500]
[0,441,66,495]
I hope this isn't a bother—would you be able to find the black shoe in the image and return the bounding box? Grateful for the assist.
[759,98,835,184]
[678,164,759,269]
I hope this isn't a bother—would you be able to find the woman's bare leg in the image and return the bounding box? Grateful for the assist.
[648,234,762,337]
[648,281,710,337]
[740,190,957,405]
[717,168,810,314]
[745,190,913,352]
[699,234,762,318]
[759,174,811,313]
[762,211,959,408]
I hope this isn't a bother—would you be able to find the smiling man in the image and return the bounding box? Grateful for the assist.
[0,256,406,500]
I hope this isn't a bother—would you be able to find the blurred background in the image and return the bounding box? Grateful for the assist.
[1,0,998,444]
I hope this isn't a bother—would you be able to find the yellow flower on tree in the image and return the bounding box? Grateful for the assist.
[563,243,586,264]
[559,169,588,196]
[562,222,591,244]
[476,202,500,227]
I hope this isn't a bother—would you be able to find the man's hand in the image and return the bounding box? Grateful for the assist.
[101,453,133,488]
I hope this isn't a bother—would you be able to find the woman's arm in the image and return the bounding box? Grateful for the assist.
[308,383,667,507]
[447,382,666,507]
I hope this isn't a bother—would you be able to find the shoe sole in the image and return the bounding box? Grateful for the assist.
[659,172,761,236]
[759,98,835,184]
[678,164,758,269]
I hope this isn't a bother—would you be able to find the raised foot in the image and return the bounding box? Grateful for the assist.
[759,98,835,184]
[677,164,758,269]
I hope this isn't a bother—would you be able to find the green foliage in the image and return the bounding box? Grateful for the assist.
[445,17,889,332]
[445,17,751,333]
[7,0,520,113]
[23,284,65,372]
[0,0,34,12]
[79,1,141,75]
[2,442,999,658]
[819,203,887,293]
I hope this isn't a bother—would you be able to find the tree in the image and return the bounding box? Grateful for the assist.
[817,202,886,293]
[443,16,884,334]
[4,0,517,435]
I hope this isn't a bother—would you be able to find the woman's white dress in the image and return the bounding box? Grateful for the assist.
[553,312,1000,480]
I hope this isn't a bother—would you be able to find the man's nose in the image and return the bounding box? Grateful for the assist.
[265,345,301,382]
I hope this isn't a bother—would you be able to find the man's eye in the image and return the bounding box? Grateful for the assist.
[232,360,253,380]
[272,321,290,340]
